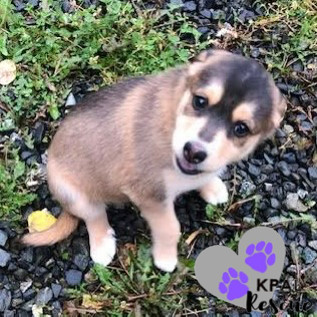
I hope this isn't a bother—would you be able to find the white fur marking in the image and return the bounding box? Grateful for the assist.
[172,115,208,158]
[90,229,116,266]
[154,257,177,272]
[200,177,229,205]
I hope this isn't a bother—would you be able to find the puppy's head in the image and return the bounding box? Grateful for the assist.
[172,50,286,175]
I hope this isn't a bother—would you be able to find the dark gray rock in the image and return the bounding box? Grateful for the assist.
[270,198,281,209]
[0,249,10,267]
[200,9,211,18]
[23,289,36,301]
[4,311,14,317]
[170,0,183,5]
[183,1,196,11]
[308,241,317,251]
[0,289,11,312]
[33,122,45,144]
[248,163,261,177]
[308,167,317,180]
[0,231,8,246]
[277,161,291,176]
[65,269,82,286]
[287,230,297,240]
[51,283,62,298]
[73,254,89,271]
[35,287,53,306]
[303,247,317,264]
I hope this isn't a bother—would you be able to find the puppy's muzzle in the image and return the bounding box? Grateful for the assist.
[183,141,207,164]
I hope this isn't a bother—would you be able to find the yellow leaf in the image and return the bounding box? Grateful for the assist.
[27,209,57,233]
[0,60,16,85]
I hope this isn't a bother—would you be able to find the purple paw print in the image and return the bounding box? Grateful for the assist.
[245,241,276,273]
[218,267,249,301]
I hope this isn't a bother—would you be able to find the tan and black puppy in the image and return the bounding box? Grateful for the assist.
[22,50,286,272]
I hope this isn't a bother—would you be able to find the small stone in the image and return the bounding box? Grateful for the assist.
[303,247,317,264]
[23,289,36,301]
[243,217,255,225]
[0,289,11,312]
[308,167,317,180]
[296,232,307,247]
[65,93,76,107]
[248,163,261,177]
[287,230,297,240]
[270,198,281,209]
[65,269,82,286]
[301,121,312,131]
[214,227,226,236]
[297,189,308,199]
[200,9,211,18]
[183,1,196,11]
[0,231,8,246]
[283,124,294,134]
[282,152,296,163]
[293,61,304,72]
[285,193,308,212]
[264,183,273,192]
[308,241,317,251]
[239,181,256,196]
[33,122,45,144]
[20,151,33,161]
[283,181,296,192]
[4,311,14,317]
[51,283,62,298]
[0,249,10,267]
[35,287,53,306]
[73,254,89,271]
[277,161,291,176]
[250,48,260,58]
[267,216,281,225]
[170,0,183,5]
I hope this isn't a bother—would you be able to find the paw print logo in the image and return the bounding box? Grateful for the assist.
[218,267,249,300]
[245,241,276,273]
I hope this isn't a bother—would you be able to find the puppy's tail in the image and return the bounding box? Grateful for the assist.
[21,211,79,246]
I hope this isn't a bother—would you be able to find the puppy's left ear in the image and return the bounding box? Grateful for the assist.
[272,89,287,128]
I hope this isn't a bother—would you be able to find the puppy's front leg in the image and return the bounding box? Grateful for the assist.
[140,200,180,272]
[200,176,229,205]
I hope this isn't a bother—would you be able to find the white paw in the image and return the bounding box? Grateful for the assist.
[154,257,178,272]
[200,177,229,205]
[90,229,116,266]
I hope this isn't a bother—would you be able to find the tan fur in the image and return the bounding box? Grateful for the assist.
[232,102,254,125]
[21,50,285,271]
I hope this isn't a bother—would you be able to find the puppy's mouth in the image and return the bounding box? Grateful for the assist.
[175,156,203,175]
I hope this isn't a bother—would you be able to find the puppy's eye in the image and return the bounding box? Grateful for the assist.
[192,95,208,110]
[234,122,250,137]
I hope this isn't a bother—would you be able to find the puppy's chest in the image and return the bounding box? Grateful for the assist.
[163,169,213,200]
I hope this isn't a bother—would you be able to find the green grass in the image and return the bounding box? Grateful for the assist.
[252,0,317,74]
[67,241,203,316]
[0,0,205,128]
[0,142,36,221]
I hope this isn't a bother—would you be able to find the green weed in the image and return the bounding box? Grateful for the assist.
[0,0,206,127]
[67,241,200,316]
[0,142,36,221]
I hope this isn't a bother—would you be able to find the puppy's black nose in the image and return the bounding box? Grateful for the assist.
[183,141,207,164]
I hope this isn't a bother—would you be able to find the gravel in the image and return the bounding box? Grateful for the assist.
[65,269,82,286]
[0,231,8,246]
[0,249,11,267]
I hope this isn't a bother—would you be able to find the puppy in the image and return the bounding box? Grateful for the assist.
[22,50,286,272]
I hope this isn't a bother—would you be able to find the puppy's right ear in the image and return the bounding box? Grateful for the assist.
[189,49,215,63]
